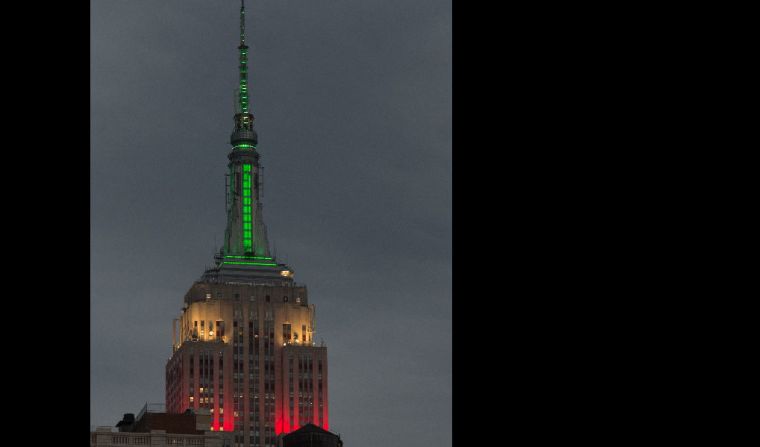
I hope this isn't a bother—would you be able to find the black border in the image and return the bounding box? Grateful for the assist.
[8,0,91,435]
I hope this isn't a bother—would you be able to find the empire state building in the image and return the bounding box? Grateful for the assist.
[165,2,329,446]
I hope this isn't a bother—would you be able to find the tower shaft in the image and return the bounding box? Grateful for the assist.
[225,0,267,259]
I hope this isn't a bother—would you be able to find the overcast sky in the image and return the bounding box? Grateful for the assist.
[91,1,450,445]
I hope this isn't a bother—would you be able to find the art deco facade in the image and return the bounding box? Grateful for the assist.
[166,3,328,447]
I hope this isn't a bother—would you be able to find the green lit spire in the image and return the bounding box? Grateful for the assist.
[230,0,256,147]
[238,0,249,115]
[223,0,269,260]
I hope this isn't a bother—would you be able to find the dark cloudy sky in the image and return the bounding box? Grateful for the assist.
[90,1,450,445]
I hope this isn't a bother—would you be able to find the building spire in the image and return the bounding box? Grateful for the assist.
[230,0,256,147]
[238,0,249,115]
[240,0,246,45]
[223,0,269,260]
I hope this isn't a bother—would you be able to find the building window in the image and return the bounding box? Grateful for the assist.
[283,323,291,341]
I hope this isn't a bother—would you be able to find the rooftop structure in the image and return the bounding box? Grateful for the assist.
[279,423,343,447]
[92,404,232,447]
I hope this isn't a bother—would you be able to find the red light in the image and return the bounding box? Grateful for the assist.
[275,415,283,435]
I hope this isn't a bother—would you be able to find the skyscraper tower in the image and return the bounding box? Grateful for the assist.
[166,2,329,446]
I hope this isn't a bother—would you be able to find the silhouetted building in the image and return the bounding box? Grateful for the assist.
[116,403,211,434]
[279,424,343,447]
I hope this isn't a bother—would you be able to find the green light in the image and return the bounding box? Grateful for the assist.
[238,1,249,116]
[242,164,253,253]
[224,255,273,260]
[222,261,278,267]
